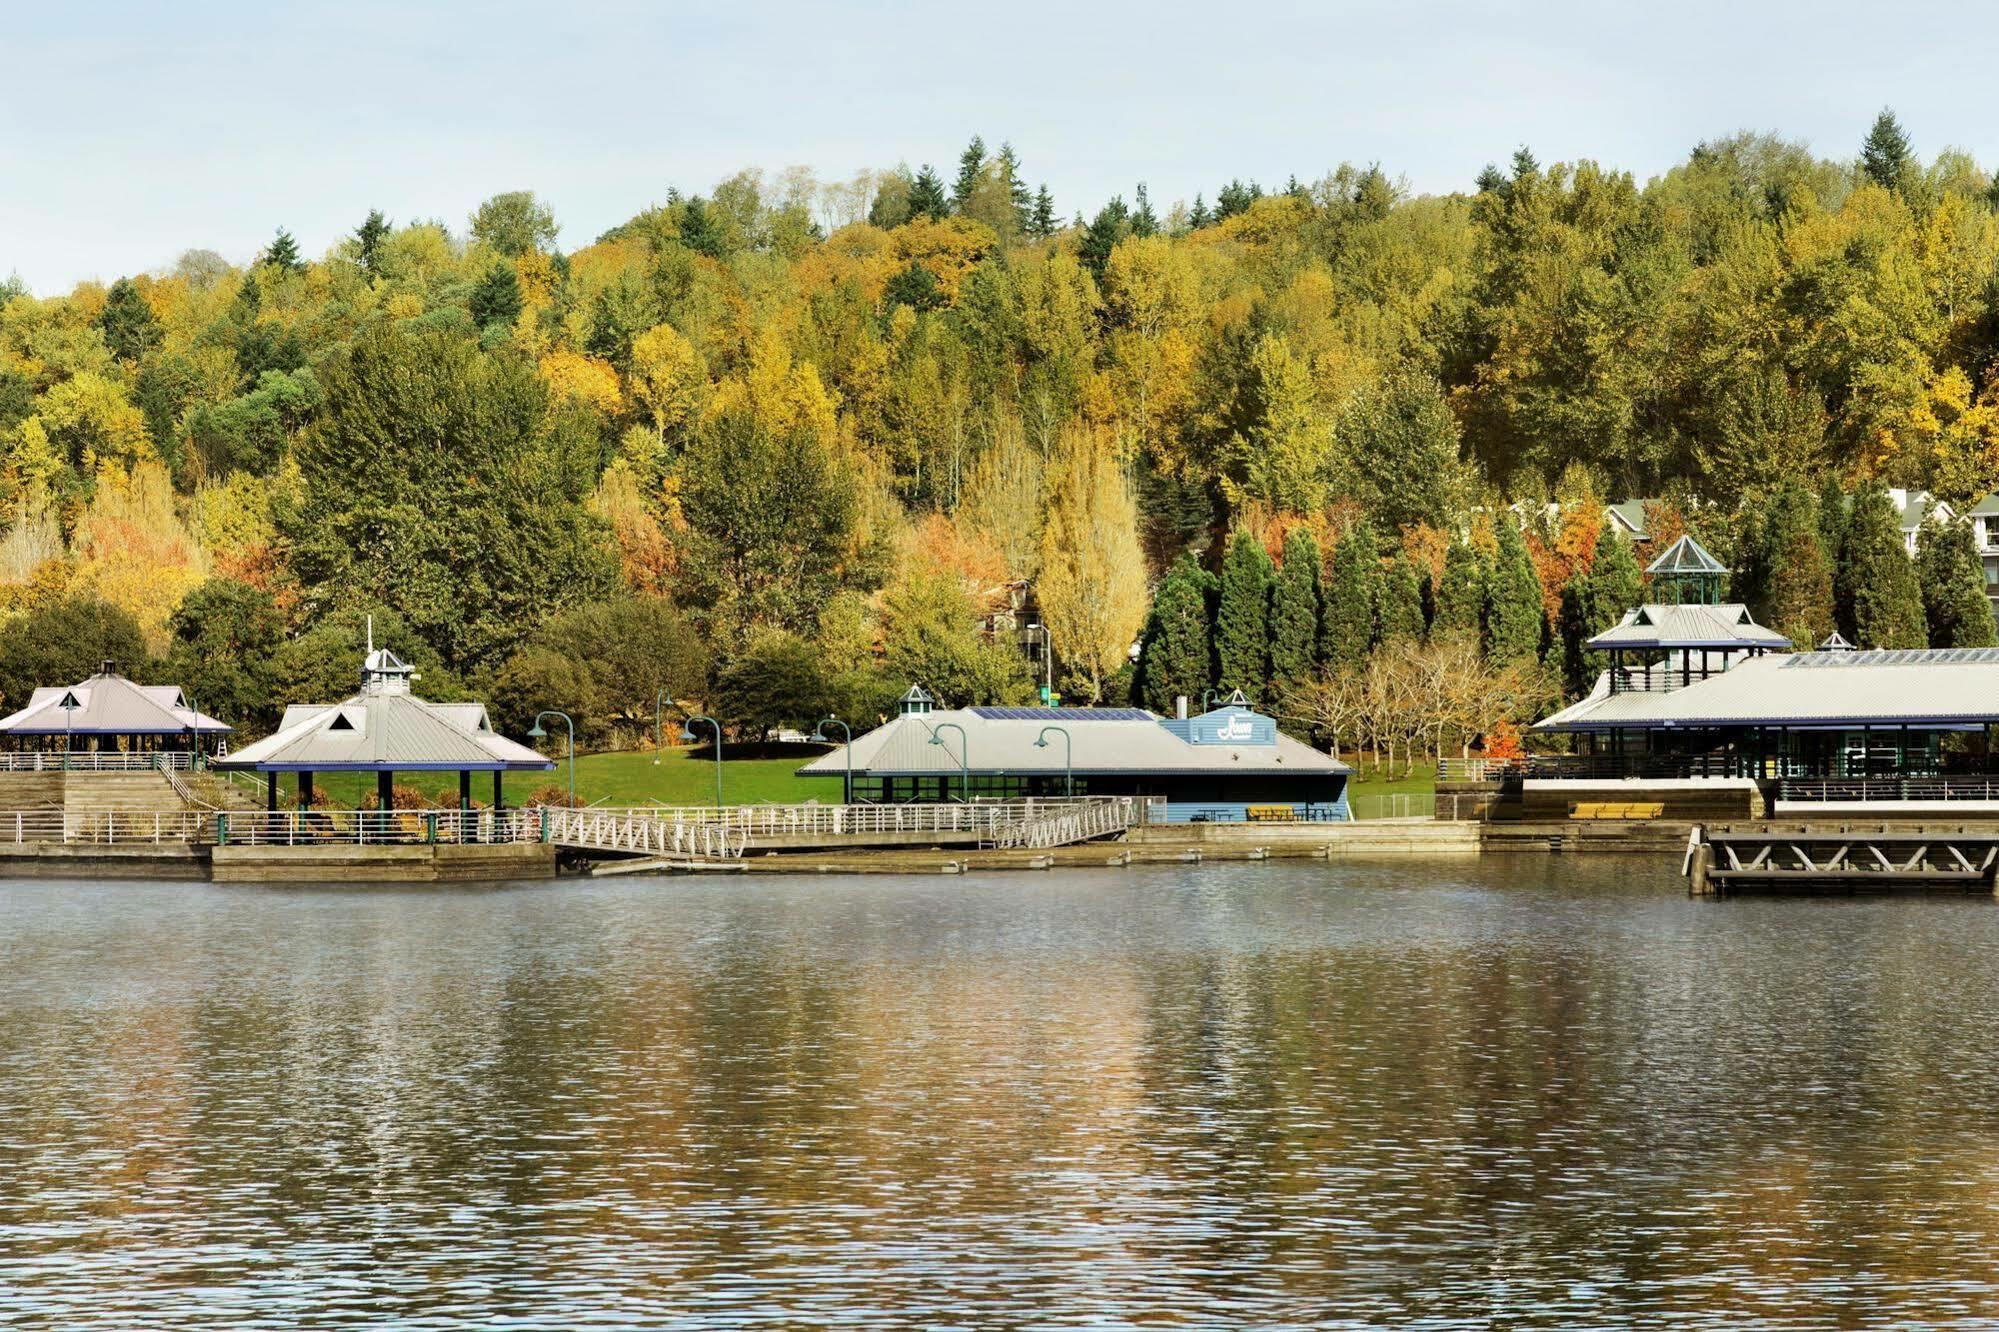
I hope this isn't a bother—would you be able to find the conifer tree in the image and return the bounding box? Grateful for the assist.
[1136,554,1216,713]
[1031,185,1056,238]
[469,261,523,329]
[1321,521,1382,668]
[1077,197,1131,278]
[1189,194,1210,229]
[1214,530,1274,697]
[355,209,390,276]
[997,143,1032,234]
[909,166,950,220]
[1555,528,1641,697]
[1268,528,1323,687]
[1434,540,1486,639]
[1917,518,1999,648]
[951,136,987,213]
[262,227,303,274]
[1378,554,1427,642]
[1132,183,1159,238]
[1837,484,1926,648]
[1744,481,1834,646]
[96,278,160,363]
[1485,521,1545,662]
[1860,108,1914,193]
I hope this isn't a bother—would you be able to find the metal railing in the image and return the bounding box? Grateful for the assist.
[1350,793,1439,821]
[214,809,543,846]
[541,798,1138,857]
[1524,754,1763,781]
[1437,758,1521,783]
[0,751,198,772]
[1779,777,1999,804]
[0,810,212,844]
[991,797,1136,848]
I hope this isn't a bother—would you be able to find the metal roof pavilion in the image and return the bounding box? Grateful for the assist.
[0,663,230,736]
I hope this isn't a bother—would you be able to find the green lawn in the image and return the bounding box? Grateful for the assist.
[285,747,842,809]
[1340,759,1437,801]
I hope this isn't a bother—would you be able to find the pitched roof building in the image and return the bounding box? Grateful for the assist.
[0,662,229,756]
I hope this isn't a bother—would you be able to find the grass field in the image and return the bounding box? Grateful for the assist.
[285,748,842,809]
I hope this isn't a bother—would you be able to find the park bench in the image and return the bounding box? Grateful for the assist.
[1570,801,1664,821]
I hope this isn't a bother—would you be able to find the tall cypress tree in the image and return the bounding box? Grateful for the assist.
[1321,521,1382,668]
[1434,540,1486,639]
[1917,518,1999,648]
[1378,554,1427,642]
[1838,484,1926,648]
[1214,531,1274,697]
[1268,528,1323,688]
[1485,521,1546,663]
[1136,554,1217,714]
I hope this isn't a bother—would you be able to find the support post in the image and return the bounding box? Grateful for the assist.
[493,770,504,811]
[460,769,472,810]
[265,775,278,813]
[299,771,314,808]
[377,769,394,812]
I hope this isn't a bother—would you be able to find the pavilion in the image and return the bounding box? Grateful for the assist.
[797,685,1351,821]
[0,661,230,764]
[214,640,551,810]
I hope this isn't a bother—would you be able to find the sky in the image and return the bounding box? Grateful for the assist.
[3,0,1995,294]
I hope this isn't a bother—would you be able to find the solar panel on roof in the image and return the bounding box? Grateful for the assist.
[1786,646,1999,669]
[966,706,1155,721]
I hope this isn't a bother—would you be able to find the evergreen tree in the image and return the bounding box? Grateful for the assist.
[1592,526,1644,615]
[469,261,523,329]
[1485,521,1545,662]
[1917,518,1999,648]
[909,166,949,220]
[355,209,390,276]
[1378,554,1427,642]
[1743,480,1834,646]
[951,135,987,213]
[1860,108,1914,193]
[1555,527,1641,697]
[262,227,304,274]
[1031,185,1056,238]
[1214,530,1274,697]
[1268,528,1323,687]
[1215,179,1258,220]
[1474,163,1508,195]
[1136,554,1216,713]
[96,277,161,363]
[677,196,727,258]
[1321,521,1382,668]
[1077,197,1131,278]
[1131,183,1159,238]
[1434,540,1486,638]
[1188,194,1210,229]
[1817,475,1849,566]
[997,143,1032,234]
[1838,484,1926,648]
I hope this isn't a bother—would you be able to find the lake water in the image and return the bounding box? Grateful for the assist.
[7,860,1999,1327]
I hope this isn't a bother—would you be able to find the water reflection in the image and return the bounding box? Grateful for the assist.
[6,862,1999,1325]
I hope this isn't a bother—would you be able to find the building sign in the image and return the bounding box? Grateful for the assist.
[1183,708,1277,746]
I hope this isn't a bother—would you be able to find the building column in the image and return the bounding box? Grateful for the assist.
[299,771,314,808]
[265,775,278,813]
[493,771,504,811]
[460,770,472,810]
[377,770,394,811]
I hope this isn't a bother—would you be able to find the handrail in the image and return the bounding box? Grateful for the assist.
[0,751,197,772]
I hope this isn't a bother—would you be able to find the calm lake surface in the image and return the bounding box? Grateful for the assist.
[7,860,1999,1327]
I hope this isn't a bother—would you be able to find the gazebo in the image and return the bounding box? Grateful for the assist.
[0,661,230,766]
[214,639,552,811]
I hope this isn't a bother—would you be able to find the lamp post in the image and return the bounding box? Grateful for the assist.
[679,714,724,809]
[1201,688,1221,712]
[1028,623,1054,703]
[813,716,853,804]
[62,694,77,772]
[527,711,575,805]
[929,721,969,801]
[1034,724,1073,797]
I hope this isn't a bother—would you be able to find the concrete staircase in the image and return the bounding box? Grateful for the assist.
[0,773,63,809]
[182,772,263,812]
[60,772,203,840]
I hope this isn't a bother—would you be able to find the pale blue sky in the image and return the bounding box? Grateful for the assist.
[3,0,1992,293]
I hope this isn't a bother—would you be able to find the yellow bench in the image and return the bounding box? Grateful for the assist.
[1246,805,1296,822]
[1570,802,1664,820]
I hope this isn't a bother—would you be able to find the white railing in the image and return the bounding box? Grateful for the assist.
[1779,777,1999,804]
[1436,758,1519,783]
[540,798,1137,857]
[1350,793,1439,821]
[214,808,543,846]
[0,751,198,772]
[0,810,212,844]
[991,797,1135,848]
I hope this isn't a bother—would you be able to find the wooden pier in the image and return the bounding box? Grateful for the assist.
[1686,823,1999,895]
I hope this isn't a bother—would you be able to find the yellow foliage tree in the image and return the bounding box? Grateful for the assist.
[628,322,706,440]
[70,462,208,651]
[539,349,624,417]
[1035,424,1148,701]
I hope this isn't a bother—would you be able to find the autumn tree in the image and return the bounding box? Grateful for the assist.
[1035,424,1147,702]
[471,191,559,257]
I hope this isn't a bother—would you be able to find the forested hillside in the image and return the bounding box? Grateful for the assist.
[3,113,1998,750]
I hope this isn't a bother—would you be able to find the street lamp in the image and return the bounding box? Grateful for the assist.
[1028,622,1054,702]
[929,721,969,801]
[1034,724,1073,797]
[1201,688,1222,712]
[61,692,77,772]
[527,710,575,804]
[678,714,724,809]
[813,716,853,804]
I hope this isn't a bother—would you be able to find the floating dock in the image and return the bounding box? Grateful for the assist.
[1686,823,1999,895]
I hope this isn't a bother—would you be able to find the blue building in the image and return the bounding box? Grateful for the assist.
[797,686,1351,822]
